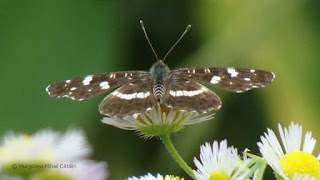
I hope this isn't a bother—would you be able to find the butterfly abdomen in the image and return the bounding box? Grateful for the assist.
[153,80,166,101]
[150,60,170,102]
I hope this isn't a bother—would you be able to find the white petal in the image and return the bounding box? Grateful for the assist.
[302,131,316,154]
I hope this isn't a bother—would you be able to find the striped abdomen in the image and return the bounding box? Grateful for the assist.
[153,80,166,101]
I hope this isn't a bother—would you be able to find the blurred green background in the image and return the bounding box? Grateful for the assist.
[1,0,320,179]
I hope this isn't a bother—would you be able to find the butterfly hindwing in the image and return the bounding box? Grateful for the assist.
[172,67,275,93]
[46,71,149,101]
[163,78,221,114]
[99,78,158,119]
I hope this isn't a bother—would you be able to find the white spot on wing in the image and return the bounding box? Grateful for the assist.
[46,85,51,95]
[82,75,93,85]
[244,78,250,81]
[227,68,239,77]
[112,91,119,96]
[137,92,144,98]
[66,80,71,83]
[169,90,176,96]
[210,76,221,84]
[182,90,189,96]
[170,89,205,97]
[144,92,150,98]
[127,93,136,100]
[176,91,183,96]
[197,89,203,94]
[250,69,255,73]
[100,81,110,90]
[201,87,208,91]
[70,87,77,91]
[114,91,150,100]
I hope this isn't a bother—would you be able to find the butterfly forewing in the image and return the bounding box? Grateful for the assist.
[46,71,149,101]
[172,67,275,93]
[163,78,221,114]
[99,78,157,119]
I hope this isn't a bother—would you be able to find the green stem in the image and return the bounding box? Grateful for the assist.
[159,134,195,179]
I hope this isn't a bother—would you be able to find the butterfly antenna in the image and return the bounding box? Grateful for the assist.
[163,24,191,62]
[140,20,159,61]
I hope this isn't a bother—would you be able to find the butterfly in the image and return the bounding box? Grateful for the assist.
[46,21,275,119]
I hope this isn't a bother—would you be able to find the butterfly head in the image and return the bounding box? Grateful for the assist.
[150,60,169,81]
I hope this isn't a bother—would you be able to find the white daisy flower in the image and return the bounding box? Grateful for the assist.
[258,122,320,180]
[31,160,108,180]
[0,129,91,167]
[102,104,214,137]
[0,129,94,179]
[193,140,252,180]
[127,173,183,180]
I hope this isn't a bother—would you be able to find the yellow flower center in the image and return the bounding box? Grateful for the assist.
[209,172,228,180]
[279,151,320,179]
[165,175,184,180]
[21,134,30,142]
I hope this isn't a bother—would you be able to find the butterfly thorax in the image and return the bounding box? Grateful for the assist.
[150,60,170,102]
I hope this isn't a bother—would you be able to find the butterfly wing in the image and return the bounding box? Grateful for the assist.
[162,78,221,114]
[99,78,158,119]
[46,71,149,101]
[171,67,275,93]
